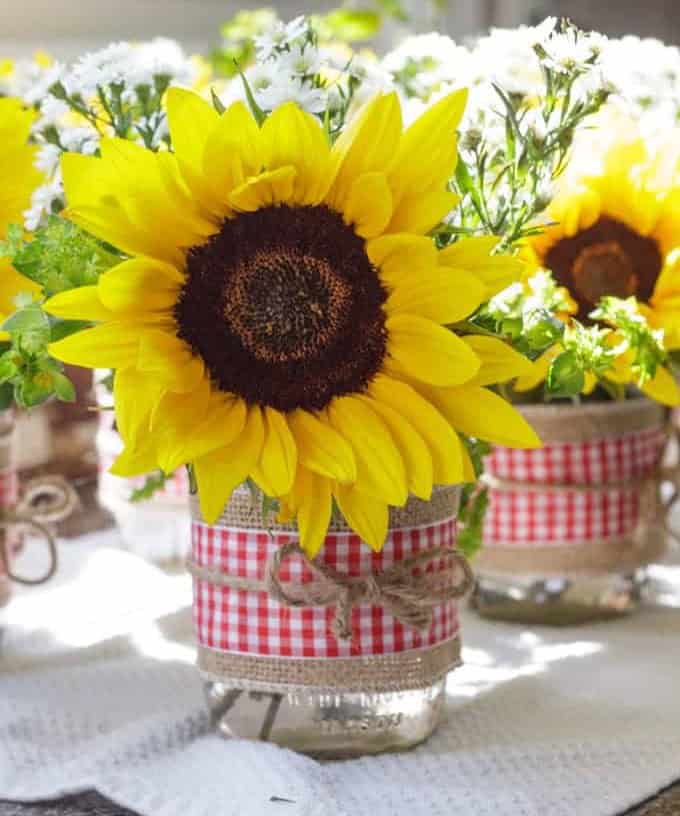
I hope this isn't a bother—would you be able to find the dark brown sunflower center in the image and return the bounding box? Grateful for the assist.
[175,204,388,412]
[544,216,662,321]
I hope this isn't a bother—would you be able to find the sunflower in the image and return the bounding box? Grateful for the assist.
[46,88,539,554]
[0,98,43,329]
[528,125,680,349]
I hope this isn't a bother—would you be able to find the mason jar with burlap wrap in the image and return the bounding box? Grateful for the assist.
[471,399,672,624]
[188,484,472,757]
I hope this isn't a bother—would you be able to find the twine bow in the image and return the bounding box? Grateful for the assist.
[0,475,79,585]
[189,541,474,642]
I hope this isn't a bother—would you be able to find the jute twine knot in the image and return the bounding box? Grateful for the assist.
[190,540,474,642]
[0,475,79,585]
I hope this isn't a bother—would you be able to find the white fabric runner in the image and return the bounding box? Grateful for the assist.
[1,532,680,816]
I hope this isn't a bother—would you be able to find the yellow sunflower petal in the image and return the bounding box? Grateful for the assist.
[460,441,476,483]
[288,410,356,483]
[166,87,220,172]
[202,100,261,204]
[334,483,388,552]
[438,236,525,297]
[98,258,182,314]
[109,439,159,478]
[640,365,680,407]
[48,323,141,369]
[252,407,297,497]
[43,286,113,322]
[385,267,485,324]
[138,330,204,393]
[463,336,534,386]
[194,406,265,523]
[292,468,332,559]
[260,102,331,204]
[113,367,163,447]
[157,392,247,473]
[388,88,467,203]
[229,166,297,211]
[386,314,480,386]
[387,190,458,235]
[327,395,407,505]
[428,384,542,448]
[366,233,437,274]
[343,172,393,239]
[513,345,560,392]
[165,87,223,212]
[369,374,464,484]
[327,92,402,210]
[360,395,433,500]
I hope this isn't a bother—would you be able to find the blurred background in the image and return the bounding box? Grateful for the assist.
[2,0,680,60]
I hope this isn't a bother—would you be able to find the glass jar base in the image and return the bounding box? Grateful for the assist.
[204,679,445,758]
[470,570,647,625]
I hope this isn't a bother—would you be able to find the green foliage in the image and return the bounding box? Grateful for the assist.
[0,216,119,297]
[313,9,383,42]
[447,19,611,250]
[0,307,75,408]
[457,436,491,558]
[49,73,172,150]
[591,296,666,385]
[476,271,567,358]
[129,470,170,503]
[0,216,120,408]
[210,8,278,77]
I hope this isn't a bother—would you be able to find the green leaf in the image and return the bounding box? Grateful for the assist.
[320,9,381,42]
[2,306,50,335]
[50,319,93,343]
[239,71,266,125]
[0,383,14,412]
[0,354,18,385]
[52,372,76,402]
[129,470,170,503]
[547,349,585,396]
[210,88,226,115]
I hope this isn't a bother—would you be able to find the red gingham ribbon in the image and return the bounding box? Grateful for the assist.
[482,424,668,548]
[191,517,461,659]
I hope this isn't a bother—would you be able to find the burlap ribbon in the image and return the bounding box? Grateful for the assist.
[188,539,474,641]
[0,475,79,585]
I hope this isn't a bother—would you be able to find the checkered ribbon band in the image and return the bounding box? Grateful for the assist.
[97,420,189,501]
[192,517,461,659]
[483,424,668,549]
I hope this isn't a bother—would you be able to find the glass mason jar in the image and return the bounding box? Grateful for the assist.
[190,485,471,757]
[471,399,668,625]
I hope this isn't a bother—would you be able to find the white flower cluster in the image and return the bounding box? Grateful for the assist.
[598,35,680,128]
[220,16,391,119]
[0,57,66,107]
[383,18,610,133]
[21,38,201,231]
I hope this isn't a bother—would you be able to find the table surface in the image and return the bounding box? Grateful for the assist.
[0,778,677,815]
[2,501,679,816]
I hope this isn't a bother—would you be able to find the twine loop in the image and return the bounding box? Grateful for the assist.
[0,475,79,586]
[190,539,474,642]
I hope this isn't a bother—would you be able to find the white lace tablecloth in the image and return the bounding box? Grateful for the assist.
[2,532,680,816]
